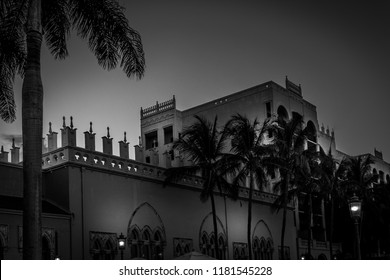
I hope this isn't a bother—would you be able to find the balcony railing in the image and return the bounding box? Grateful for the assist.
[141,96,176,119]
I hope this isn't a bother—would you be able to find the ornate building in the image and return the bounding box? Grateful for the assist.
[1,78,389,259]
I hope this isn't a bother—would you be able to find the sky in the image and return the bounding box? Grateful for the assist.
[1,0,390,161]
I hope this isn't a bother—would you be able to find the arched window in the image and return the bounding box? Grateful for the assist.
[277,105,289,122]
[218,235,226,260]
[373,168,378,176]
[260,238,266,260]
[129,228,140,259]
[153,231,163,259]
[209,234,216,258]
[103,239,115,260]
[241,248,246,259]
[266,239,273,260]
[234,247,239,260]
[373,168,378,184]
[379,170,385,183]
[142,230,151,259]
[175,243,182,257]
[306,121,317,152]
[200,233,209,255]
[91,239,102,260]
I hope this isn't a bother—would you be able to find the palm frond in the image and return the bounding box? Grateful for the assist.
[0,77,16,122]
[0,0,27,122]
[42,0,71,59]
[70,0,145,78]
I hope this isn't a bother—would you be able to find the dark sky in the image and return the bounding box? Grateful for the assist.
[1,0,389,160]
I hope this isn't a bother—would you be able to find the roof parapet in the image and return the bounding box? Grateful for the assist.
[140,95,176,119]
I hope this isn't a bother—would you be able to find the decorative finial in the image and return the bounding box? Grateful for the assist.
[70,116,74,129]
[12,138,15,148]
[89,121,93,133]
[49,122,52,133]
[107,127,110,138]
[124,131,127,143]
[62,116,66,128]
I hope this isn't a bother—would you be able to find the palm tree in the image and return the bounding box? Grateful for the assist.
[319,148,349,259]
[345,155,378,258]
[271,113,306,259]
[164,115,236,259]
[0,0,145,259]
[227,114,272,259]
[293,148,329,259]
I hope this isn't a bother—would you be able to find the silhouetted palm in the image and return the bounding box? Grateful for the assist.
[164,115,236,259]
[293,148,329,259]
[318,147,350,259]
[346,155,376,197]
[1,0,145,259]
[271,113,306,259]
[345,155,381,258]
[227,114,273,259]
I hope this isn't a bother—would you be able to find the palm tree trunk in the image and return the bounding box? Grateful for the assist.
[280,176,289,260]
[22,0,43,260]
[248,174,253,259]
[210,191,220,259]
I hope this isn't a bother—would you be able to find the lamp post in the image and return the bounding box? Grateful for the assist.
[348,194,362,260]
[118,233,127,260]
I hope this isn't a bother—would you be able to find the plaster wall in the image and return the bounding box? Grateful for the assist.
[68,166,296,260]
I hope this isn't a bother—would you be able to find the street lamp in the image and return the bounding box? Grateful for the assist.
[348,194,362,260]
[118,233,127,260]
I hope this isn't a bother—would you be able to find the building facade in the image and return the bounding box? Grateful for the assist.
[1,78,389,260]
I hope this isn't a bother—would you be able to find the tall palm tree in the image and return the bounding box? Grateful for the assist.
[320,148,349,259]
[164,115,236,259]
[0,0,145,259]
[271,113,306,259]
[346,155,376,197]
[345,155,378,258]
[293,148,328,259]
[227,114,272,259]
